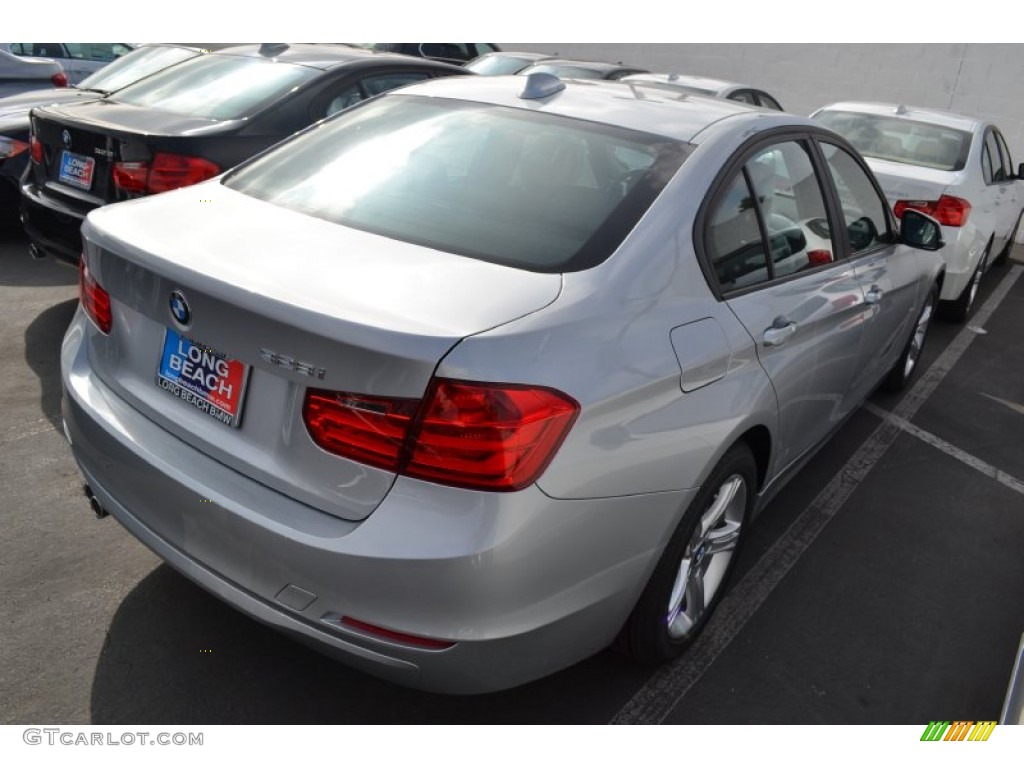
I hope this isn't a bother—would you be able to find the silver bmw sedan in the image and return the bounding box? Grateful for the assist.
[62,74,946,693]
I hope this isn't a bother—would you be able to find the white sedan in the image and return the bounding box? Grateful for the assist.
[0,43,134,85]
[814,101,1023,321]
[621,72,784,111]
[0,49,66,97]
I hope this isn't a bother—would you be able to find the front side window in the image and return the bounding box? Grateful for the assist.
[985,130,1009,183]
[706,140,837,291]
[819,143,891,254]
[995,131,1015,179]
[112,54,319,120]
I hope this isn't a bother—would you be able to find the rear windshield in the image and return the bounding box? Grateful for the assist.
[466,55,536,76]
[632,81,717,97]
[521,63,608,80]
[224,95,690,273]
[78,45,199,94]
[111,54,319,120]
[815,110,972,172]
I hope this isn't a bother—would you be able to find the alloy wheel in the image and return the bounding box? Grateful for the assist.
[904,293,935,379]
[665,474,747,639]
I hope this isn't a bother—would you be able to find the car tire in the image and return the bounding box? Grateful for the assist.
[617,443,756,664]
[941,241,990,323]
[993,211,1021,267]
[882,284,937,392]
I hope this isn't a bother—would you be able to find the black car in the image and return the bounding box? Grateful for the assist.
[0,44,202,218]
[518,58,649,81]
[21,43,468,264]
[367,44,500,66]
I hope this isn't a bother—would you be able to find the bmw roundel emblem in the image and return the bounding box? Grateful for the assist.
[61,129,72,149]
[169,290,191,328]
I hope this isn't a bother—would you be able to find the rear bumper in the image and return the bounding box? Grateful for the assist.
[61,310,689,693]
[20,180,89,265]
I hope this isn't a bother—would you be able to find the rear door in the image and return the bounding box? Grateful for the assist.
[981,128,1011,256]
[993,129,1022,246]
[817,140,921,398]
[703,136,868,473]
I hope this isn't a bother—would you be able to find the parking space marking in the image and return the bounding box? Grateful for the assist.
[980,392,1024,418]
[611,265,1023,725]
[863,402,1024,497]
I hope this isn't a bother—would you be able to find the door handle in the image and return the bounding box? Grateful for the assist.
[763,317,798,347]
[865,285,884,305]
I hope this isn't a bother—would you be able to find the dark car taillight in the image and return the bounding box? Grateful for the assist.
[113,152,220,195]
[894,195,971,228]
[78,257,112,334]
[303,379,579,492]
[29,135,43,164]
[51,72,68,88]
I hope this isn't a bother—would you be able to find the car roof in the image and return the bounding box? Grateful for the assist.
[388,75,799,143]
[816,101,985,132]
[212,43,460,72]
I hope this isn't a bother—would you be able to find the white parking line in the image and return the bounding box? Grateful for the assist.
[610,264,1024,725]
[863,402,1024,497]
[980,392,1024,418]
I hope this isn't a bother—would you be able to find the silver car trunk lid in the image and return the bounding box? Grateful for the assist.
[81,181,562,521]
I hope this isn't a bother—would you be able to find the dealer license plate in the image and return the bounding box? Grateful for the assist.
[57,150,95,191]
[155,329,249,427]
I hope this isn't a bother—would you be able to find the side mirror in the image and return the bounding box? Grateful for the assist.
[900,209,945,251]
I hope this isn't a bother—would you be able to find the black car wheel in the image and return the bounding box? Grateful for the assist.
[618,443,755,664]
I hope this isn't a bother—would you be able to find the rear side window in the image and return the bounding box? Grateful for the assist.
[63,43,131,62]
[707,140,837,290]
[322,72,431,118]
[13,44,65,58]
[225,95,689,273]
[816,110,971,172]
[112,55,319,120]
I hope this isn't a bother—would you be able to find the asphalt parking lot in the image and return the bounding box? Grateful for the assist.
[1,218,1022,725]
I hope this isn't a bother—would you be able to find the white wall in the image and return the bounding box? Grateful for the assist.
[503,44,1024,243]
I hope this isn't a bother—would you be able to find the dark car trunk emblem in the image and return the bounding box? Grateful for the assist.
[61,129,72,149]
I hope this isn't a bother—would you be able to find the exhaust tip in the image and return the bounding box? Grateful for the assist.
[83,484,109,519]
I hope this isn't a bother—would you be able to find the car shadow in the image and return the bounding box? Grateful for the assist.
[0,224,77,287]
[89,564,649,724]
[23,298,78,431]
